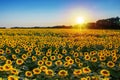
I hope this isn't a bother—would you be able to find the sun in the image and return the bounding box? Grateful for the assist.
[76,17,85,24]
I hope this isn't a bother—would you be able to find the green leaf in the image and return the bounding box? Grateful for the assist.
[110,69,120,79]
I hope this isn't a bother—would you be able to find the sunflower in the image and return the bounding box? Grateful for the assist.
[84,55,90,61]
[111,53,116,57]
[53,50,58,54]
[107,61,115,68]
[15,48,20,54]
[34,47,39,51]
[73,69,82,76]
[47,49,52,53]
[16,59,24,65]
[3,64,13,71]
[81,77,87,80]
[114,44,119,49]
[112,56,117,62]
[50,56,56,61]
[45,61,52,67]
[55,60,63,66]
[12,54,17,60]
[68,59,74,65]
[105,52,111,57]
[36,51,42,56]
[6,48,11,54]
[38,60,44,66]
[27,52,32,57]
[62,49,67,54]
[40,44,45,48]
[90,51,97,56]
[33,68,41,74]
[75,58,80,63]
[99,56,106,61]
[65,56,71,61]
[91,76,99,80]
[42,56,48,62]
[69,44,73,48]
[76,47,81,51]
[111,49,117,54]
[82,67,91,74]
[86,76,91,80]
[6,60,12,65]
[21,54,27,60]
[84,52,89,56]
[108,44,112,49]
[55,45,59,49]
[25,71,33,77]
[28,47,33,52]
[10,68,19,75]
[58,70,68,77]
[32,56,37,61]
[45,69,54,76]
[63,62,69,67]
[74,52,79,57]
[91,57,97,63]
[0,56,6,61]
[8,75,19,80]
[0,66,3,71]
[46,52,51,57]
[40,65,48,72]
[98,52,103,56]
[78,63,83,68]
[57,54,63,59]
[0,49,4,54]
[100,69,110,77]
[70,50,74,55]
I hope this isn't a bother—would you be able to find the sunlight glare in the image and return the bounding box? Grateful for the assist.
[76,17,85,24]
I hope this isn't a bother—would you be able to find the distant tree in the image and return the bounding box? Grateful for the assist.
[96,17,120,29]
[0,27,6,29]
[87,23,96,29]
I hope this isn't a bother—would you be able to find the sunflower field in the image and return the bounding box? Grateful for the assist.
[0,29,120,80]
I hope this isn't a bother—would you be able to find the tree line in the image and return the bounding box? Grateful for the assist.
[87,17,120,29]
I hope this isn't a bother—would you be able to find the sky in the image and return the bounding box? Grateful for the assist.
[0,0,120,27]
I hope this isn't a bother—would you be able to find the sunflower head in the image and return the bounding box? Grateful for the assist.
[100,69,110,77]
[45,61,52,67]
[33,68,41,75]
[8,75,19,80]
[16,59,24,65]
[58,70,68,77]
[45,69,54,77]
[82,67,91,74]
[25,71,33,77]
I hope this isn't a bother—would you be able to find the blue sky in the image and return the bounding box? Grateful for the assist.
[0,0,120,27]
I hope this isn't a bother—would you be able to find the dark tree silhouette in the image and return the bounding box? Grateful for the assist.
[96,17,120,29]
